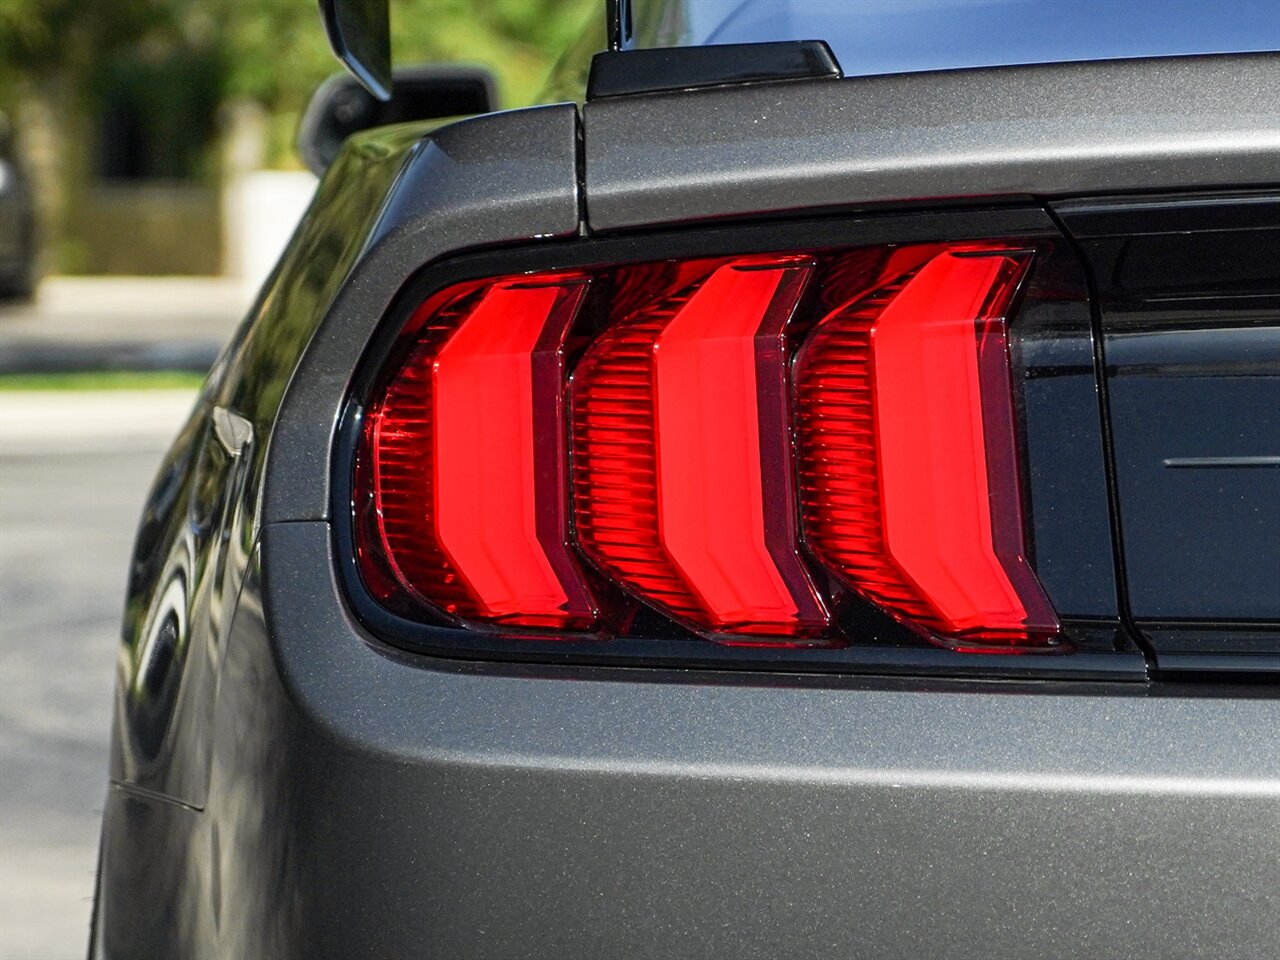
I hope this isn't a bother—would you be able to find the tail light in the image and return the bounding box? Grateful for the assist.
[356,278,596,629]
[353,241,1061,653]
[572,258,828,640]
[795,249,1057,650]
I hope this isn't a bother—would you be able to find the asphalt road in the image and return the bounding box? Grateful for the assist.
[0,391,196,959]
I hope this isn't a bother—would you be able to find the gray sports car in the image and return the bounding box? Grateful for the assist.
[94,0,1280,956]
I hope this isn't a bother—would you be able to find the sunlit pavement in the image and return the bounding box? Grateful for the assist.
[0,390,196,959]
[0,276,249,373]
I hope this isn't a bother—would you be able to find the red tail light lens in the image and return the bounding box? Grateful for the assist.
[357,277,597,629]
[572,258,828,639]
[795,249,1058,649]
[353,240,1060,652]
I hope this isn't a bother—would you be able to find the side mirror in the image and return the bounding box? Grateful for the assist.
[297,65,497,176]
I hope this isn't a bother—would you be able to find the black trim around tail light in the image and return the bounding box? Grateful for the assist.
[335,211,1144,680]
[353,240,1068,652]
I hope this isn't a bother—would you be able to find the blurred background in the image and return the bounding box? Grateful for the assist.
[0,1,592,956]
[1,0,593,286]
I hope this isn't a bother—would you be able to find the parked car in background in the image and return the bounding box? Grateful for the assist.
[0,112,36,299]
[93,0,1280,956]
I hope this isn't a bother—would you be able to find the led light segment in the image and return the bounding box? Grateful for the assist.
[572,258,828,638]
[653,260,828,636]
[571,292,705,622]
[363,277,597,629]
[797,249,1058,647]
[795,270,938,623]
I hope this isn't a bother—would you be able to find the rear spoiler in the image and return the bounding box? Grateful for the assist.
[318,0,391,101]
[318,0,838,103]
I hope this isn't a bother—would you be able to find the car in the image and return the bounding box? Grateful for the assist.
[93,0,1280,956]
[0,112,37,300]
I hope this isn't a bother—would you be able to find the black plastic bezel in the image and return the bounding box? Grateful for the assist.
[332,205,1149,682]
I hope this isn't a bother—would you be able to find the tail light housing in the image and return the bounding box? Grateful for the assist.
[351,238,1067,656]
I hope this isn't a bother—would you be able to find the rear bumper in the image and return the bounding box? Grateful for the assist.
[100,521,1280,958]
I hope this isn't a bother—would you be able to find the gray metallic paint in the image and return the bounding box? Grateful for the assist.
[97,51,1280,959]
[98,524,1280,957]
[584,54,1280,232]
[107,105,581,807]
[106,124,423,810]
[264,103,581,525]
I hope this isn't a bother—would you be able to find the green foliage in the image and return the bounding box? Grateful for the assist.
[0,371,206,391]
[95,48,224,179]
[1,0,597,163]
[1,0,193,107]
[0,0,598,274]
[222,0,592,166]
[223,0,594,107]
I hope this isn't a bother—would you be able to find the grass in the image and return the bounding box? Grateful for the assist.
[0,371,206,391]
